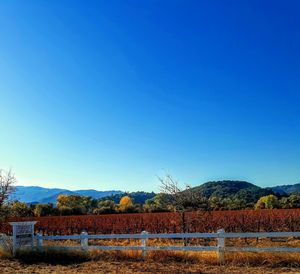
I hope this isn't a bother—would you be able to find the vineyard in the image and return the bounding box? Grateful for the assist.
[1,209,300,235]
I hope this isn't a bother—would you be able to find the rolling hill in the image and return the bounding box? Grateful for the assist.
[188,180,274,205]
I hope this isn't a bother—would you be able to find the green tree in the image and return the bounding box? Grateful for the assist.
[11,201,32,217]
[209,196,224,210]
[57,195,95,215]
[34,203,54,217]
[223,197,247,210]
[155,193,174,210]
[255,195,278,209]
[94,200,116,214]
[279,194,300,209]
[143,194,173,212]
[81,196,97,214]
[287,194,300,208]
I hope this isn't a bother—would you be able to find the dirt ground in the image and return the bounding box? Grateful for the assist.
[1,259,300,274]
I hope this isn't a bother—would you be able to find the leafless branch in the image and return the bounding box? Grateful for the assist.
[0,169,16,207]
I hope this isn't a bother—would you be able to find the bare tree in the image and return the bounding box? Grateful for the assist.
[0,169,16,208]
[158,174,208,241]
[158,174,182,211]
[159,174,207,211]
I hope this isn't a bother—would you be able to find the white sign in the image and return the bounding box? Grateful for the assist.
[9,221,37,256]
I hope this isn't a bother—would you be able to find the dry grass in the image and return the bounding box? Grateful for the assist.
[88,249,300,268]
[0,255,300,273]
[1,238,300,273]
[42,236,300,265]
[0,249,299,273]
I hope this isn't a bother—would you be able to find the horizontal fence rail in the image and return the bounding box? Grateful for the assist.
[34,231,300,240]
[36,232,220,240]
[16,229,300,263]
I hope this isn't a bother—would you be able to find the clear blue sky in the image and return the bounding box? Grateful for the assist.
[0,1,299,192]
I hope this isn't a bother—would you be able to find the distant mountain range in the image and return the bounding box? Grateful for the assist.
[10,186,122,204]
[271,183,300,195]
[9,181,300,205]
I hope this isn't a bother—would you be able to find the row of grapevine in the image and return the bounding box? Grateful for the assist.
[1,209,300,235]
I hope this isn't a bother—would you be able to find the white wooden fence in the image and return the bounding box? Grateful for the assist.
[32,229,300,264]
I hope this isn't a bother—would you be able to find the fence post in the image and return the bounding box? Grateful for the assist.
[37,233,43,251]
[217,229,225,265]
[81,231,88,250]
[12,224,17,257]
[141,231,149,258]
